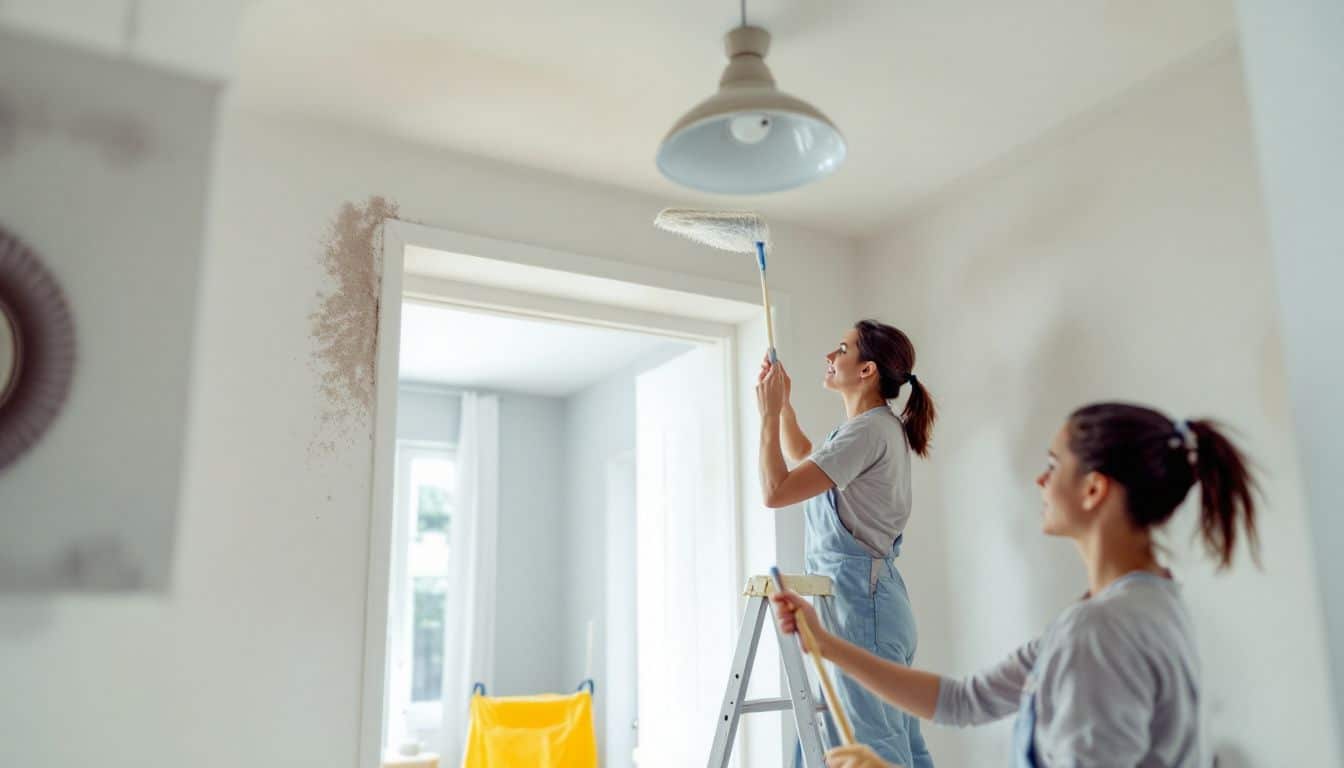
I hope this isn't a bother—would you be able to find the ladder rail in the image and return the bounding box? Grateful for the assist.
[708,583,837,768]
[774,597,828,766]
[707,594,768,768]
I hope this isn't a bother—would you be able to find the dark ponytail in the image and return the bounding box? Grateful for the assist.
[902,376,937,459]
[1067,404,1259,569]
[853,320,937,458]
[1188,420,1260,569]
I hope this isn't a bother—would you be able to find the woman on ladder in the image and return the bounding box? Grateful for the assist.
[756,319,937,768]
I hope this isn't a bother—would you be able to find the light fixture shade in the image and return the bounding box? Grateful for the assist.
[657,26,846,195]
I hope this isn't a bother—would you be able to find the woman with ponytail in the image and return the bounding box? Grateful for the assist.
[770,402,1259,768]
[756,320,937,768]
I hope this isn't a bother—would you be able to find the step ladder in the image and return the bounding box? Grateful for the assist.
[708,574,843,768]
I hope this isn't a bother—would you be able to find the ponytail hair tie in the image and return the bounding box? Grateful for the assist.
[1169,419,1199,466]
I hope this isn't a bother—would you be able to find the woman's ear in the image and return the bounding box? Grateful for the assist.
[860,360,877,380]
[1081,471,1110,512]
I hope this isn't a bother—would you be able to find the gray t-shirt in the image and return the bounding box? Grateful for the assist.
[933,572,1202,767]
[808,406,912,557]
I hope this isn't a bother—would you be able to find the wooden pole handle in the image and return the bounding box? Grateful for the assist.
[769,568,855,748]
[759,268,776,361]
[793,609,856,746]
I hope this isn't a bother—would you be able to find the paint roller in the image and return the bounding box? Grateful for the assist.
[653,209,777,362]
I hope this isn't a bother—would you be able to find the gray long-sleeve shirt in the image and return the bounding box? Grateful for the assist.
[933,572,1203,767]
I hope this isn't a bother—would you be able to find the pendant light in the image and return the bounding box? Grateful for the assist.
[656,2,847,194]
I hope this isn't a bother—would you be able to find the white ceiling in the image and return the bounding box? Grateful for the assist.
[398,301,688,396]
[235,1,1236,237]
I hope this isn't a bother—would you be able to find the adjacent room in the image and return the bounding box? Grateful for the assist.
[385,295,741,766]
[1,2,1341,768]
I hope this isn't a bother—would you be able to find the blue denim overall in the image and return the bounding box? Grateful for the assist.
[801,483,934,768]
[1011,669,1041,767]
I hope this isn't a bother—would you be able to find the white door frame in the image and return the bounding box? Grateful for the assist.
[358,219,793,768]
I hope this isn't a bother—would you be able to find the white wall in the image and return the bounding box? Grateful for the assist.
[492,391,567,698]
[858,42,1339,767]
[563,342,689,766]
[395,385,460,445]
[0,79,859,766]
[1235,1,1344,758]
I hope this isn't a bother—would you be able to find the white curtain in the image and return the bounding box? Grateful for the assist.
[440,392,499,764]
[635,345,738,767]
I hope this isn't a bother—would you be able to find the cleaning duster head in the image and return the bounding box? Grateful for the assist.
[654,208,770,255]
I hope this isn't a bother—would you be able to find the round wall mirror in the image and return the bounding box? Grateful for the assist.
[0,225,76,471]
[0,300,20,406]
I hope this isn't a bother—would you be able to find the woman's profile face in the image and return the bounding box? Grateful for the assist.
[823,327,868,392]
[1036,424,1092,536]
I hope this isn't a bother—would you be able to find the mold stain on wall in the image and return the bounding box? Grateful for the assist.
[309,196,400,456]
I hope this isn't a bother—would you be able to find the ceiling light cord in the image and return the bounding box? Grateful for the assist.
[122,0,141,56]
[740,0,747,28]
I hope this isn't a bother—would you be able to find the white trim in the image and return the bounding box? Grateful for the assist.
[387,220,795,355]
[393,220,768,312]
[723,336,746,597]
[361,218,408,768]
[396,380,471,400]
[397,438,456,453]
[359,220,795,768]
[402,274,737,344]
[387,440,457,746]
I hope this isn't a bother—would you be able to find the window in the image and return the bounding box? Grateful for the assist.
[391,441,457,733]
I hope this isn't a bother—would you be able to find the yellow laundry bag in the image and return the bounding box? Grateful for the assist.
[462,689,598,768]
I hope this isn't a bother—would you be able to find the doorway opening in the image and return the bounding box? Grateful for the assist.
[361,222,789,768]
